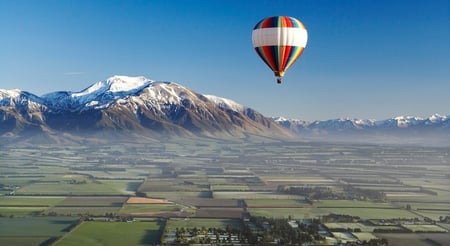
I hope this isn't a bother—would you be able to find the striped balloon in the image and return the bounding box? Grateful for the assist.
[252,16,308,83]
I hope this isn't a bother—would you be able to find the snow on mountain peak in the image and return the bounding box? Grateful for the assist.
[139,81,186,105]
[0,89,22,98]
[0,88,45,109]
[72,75,152,98]
[106,75,152,92]
[428,113,445,123]
[205,95,245,112]
[391,115,423,128]
[272,116,288,122]
[38,75,155,111]
[352,118,375,126]
[0,89,22,106]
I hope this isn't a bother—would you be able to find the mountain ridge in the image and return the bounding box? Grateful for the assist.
[1,75,448,145]
[0,75,294,144]
[273,115,450,146]
[273,114,450,130]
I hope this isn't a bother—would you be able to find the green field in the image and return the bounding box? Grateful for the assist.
[0,217,79,246]
[245,198,309,207]
[47,206,122,216]
[331,231,357,243]
[315,200,395,208]
[55,221,163,246]
[352,232,378,241]
[139,180,209,192]
[0,196,65,206]
[414,209,450,220]
[320,208,418,220]
[248,207,324,219]
[438,223,450,231]
[57,196,128,206]
[0,206,48,216]
[0,196,65,215]
[324,222,402,232]
[213,191,303,200]
[210,184,250,191]
[402,224,448,232]
[16,181,134,196]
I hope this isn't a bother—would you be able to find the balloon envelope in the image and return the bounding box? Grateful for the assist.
[252,16,308,83]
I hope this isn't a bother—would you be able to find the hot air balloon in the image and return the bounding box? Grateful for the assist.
[252,16,308,84]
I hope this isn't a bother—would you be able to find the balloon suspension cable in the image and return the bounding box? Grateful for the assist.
[276,77,282,84]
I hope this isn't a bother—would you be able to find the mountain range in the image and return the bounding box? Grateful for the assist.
[1,75,448,145]
[273,115,449,145]
[0,76,293,144]
[273,114,450,131]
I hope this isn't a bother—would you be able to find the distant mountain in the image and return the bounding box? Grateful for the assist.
[2,75,448,146]
[0,76,294,144]
[273,115,450,145]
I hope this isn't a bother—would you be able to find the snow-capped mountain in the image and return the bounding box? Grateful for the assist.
[1,75,448,145]
[273,114,450,131]
[204,95,245,112]
[0,89,46,110]
[273,115,450,145]
[0,75,293,144]
[377,115,450,128]
[42,76,152,111]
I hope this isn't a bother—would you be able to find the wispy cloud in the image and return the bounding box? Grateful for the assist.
[64,72,85,76]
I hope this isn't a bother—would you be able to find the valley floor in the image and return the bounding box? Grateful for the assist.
[1,139,449,245]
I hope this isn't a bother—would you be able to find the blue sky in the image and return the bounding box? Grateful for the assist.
[1,0,449,121]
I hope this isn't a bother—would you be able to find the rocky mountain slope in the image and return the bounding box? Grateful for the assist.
[0,76,294,144]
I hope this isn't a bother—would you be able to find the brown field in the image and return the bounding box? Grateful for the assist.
[126,197,171,204]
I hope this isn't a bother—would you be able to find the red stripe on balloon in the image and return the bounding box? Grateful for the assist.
[279,46,293,72]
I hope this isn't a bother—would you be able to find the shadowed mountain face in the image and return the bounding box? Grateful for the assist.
[0,76,295,144]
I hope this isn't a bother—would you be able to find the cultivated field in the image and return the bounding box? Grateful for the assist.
[0,216,79,245]
[55,220,163,246]
[0,139,449,244]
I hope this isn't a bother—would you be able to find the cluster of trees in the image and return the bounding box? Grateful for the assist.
[342,185,385,201]
[247,217,321,245]
[365,238,389,246]
[278,184,385,201]
[439,216,450,223]
[62,179,87,184]
[373,227,408,233]
[277,185,338,200]
[321,213,360,223]
[0,183,15,194]
[101,213,133,222]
